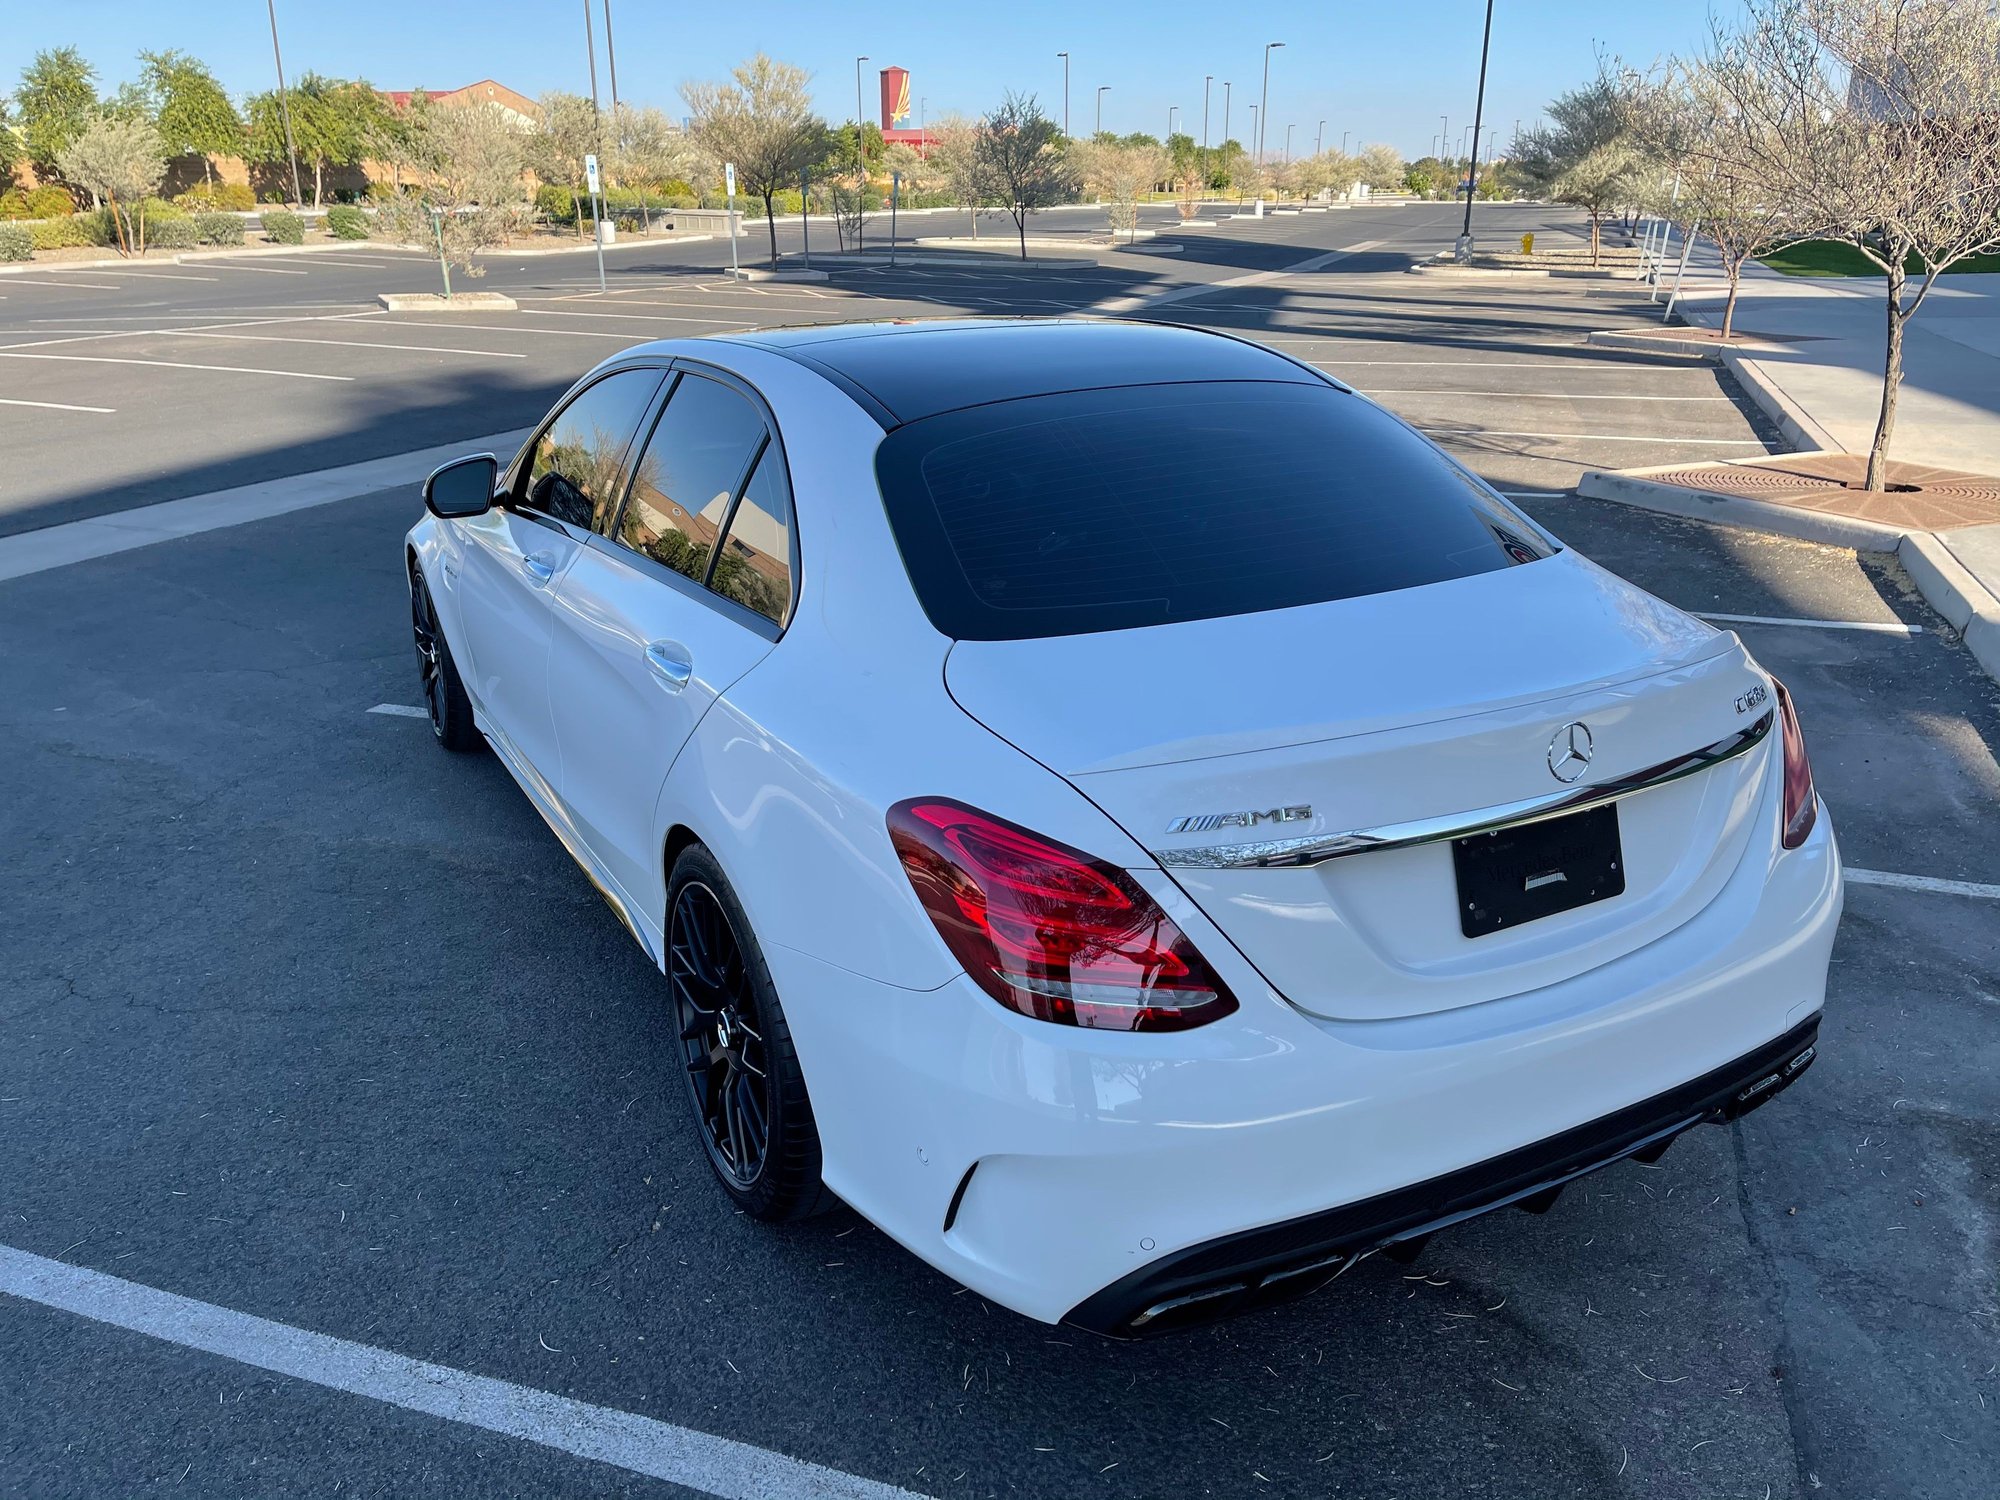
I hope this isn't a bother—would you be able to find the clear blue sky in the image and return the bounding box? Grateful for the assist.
[6,1,1721,157]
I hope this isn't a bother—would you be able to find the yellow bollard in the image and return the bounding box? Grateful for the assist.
[1521,232,1535,255]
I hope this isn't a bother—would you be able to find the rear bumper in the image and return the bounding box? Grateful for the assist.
[1065,1014,1819,1336]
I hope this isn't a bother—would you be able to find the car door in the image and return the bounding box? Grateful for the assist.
[453,366,663,780]
[547,365,797,922]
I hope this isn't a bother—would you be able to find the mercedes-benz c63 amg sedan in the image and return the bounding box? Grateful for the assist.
[405,319,1841,1337]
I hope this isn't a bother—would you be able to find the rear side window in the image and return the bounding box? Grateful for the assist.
[709,446,794,626]
[520,368,663,532]
[616,373,767,582]
[874,382,1554,641]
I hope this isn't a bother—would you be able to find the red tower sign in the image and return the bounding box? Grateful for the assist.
[879,66,911,130]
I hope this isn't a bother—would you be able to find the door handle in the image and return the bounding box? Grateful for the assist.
[644,641,694,692]
[520,552,556,585]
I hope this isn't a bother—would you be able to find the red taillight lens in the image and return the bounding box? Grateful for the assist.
[888,798,1239,1032]
[1774,680,1817,850]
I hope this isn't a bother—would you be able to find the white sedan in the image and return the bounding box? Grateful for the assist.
[405,319,1841,1336]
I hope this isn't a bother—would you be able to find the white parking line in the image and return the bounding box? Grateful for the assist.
[0,278,121,290]
[368,703,429,718]
[1364,389,1733,403]
[519,307,761,327]
[0,1244,926,1500]
[1694,611,1922,635]
[370,319,646,341]
[0,350,352,381]
[204,261,311,275]
[1422,427,1765,446]
[1846,868,2000,900]
[158,329,526,359]
[0,395,115,413]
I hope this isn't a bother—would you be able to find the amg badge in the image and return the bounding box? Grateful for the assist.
[1166,805,1313,835]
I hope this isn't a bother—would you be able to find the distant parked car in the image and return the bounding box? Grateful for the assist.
[405,318,1841,1336]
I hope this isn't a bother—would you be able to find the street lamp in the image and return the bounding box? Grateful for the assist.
[1222,81,1231,148]
[1258,41,1284,164]
[1057,52,1070,138]
[1202,75,1213,181]
[1248,104,1258,164]
[1342,130,1350,156]
[1284,122,1294,163]
[854,56,870,170]
[264,0,305,208]
[1168,104,1178,142]
[1316,119,1325,157]
[1096,85,1110,138]
[1456,0,1495,259]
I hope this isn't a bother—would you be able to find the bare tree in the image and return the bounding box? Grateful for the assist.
[1076,138,1166,240]
[1700,0,2000,489]
[683,55,830,267]
[926,113,990,237]
[525,91,602,239]
[56,112,164,256]
[975,92,1078,259]
[375,102,529,298]
[1355,142,1405,191]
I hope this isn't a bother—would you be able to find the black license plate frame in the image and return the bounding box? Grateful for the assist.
[1452,803,1625,939]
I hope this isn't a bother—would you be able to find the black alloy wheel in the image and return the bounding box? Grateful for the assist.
[410,568,479,751]
[672,879,772,1188]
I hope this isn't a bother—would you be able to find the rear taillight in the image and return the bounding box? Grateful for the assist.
[1774,680,1817,850]
[888,798,1239,1032]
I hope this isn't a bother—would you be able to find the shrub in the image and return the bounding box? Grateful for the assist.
[174,182,256,212]
[28,213,113,250]
[261,209,304,244]
[146,214,199,249]
[0,224,31,260]
[534,183,580,222]
[0,189,27,220]
[25,185,75,219]
[192,212,244,245]
[325,204,369,239]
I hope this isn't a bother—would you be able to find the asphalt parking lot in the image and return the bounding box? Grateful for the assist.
[2,202,1995,1499]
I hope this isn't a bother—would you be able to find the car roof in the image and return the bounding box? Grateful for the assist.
[704,317,1336,426]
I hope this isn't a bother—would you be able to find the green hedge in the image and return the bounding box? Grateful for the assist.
[261,209,305,244]
[192,212,245,245]
[146,215,200,249]
[27,213,113,250]
[0,224,31,261]
[175,182,257,212]
[0,185,76,221]
[326,204,370,239]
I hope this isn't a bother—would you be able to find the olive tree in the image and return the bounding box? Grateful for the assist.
[1696,0,2000,489]
[55,112,164,254]
[683,54,830,266]
[975,92,1078,259]
[374,102,529,298]
[1515,67,1644,264]
[525,90,601,237]
[926,113,991,236]
[1075,137,1166,240]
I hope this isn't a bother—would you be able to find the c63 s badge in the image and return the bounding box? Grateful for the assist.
[1166,805,1313,835]
[1736,683,1769,714]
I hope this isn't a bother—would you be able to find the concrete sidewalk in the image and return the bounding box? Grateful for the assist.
[1589,245,2000,681]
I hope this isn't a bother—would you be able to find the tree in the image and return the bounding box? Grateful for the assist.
[1206,138,1249,193]
[1691,0,2000,490]
[56,112,164,255]
[138,50,242,187]
[683,55,830,267]
[245,73,376,207]
[926,113,990,235]
[1355,142,1405,190]
[1075,137,1166,240]
[0,96,22,188]
[1516,66,1645,264]
[375,102,529,297]
[612,104,709,190]
[975,92,1077,259]
[17,47,99,183]
[525,90,602,238]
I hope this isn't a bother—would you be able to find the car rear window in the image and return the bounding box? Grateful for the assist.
[873,381,1555,641]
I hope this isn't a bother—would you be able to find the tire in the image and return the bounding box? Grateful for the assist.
[666,844,835,1222]
[410,565,481,753]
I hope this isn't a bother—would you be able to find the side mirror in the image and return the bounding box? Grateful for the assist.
[423,454,498,519]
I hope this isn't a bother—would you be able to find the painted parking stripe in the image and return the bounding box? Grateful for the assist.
[0,396,115,413]
[369,319,648,341]
[1363,389,1733,403]
[203,261,312,275]
[368,703,429,718]
[91,269,222,282]
[158,329,527,359]
[1695,611,1922,636]
[519,307,762,327]
[0,350,352,381]
[0,278,122,290]
[1421,427,1765,446]
[1846,868,2000,900]
[0,1243,927,1500]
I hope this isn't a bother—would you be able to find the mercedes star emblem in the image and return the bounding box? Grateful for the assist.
[1547,721,1594,783]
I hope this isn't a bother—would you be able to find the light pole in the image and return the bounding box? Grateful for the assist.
[1202,75,1213,182]
[602,0,621,129]
[264,0,305,208]
[1168,105,1178,143]
[854,55,869,171]
[1441,114,1449,163]
[1248,104,1258,164]
[1057,52,1070,138]
[1096,85,1110,138]
[1222,81,1232,148]
[1456,0,1495,258]
[1315,119,1325,157]
[1284,122,1294,163]
[1258,41,1284,164]
[1342,129,1350,156]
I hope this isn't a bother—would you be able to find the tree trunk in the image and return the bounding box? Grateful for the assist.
[1866,256,1907,493]
[764,191,778,266]
[572,188,584,240]
[1721,261,1741,341]
[1017,210,1027,260]
[106,192,129,257]
[203,157,214,189]
[313,159,323,210]
[1589,211,1601,267]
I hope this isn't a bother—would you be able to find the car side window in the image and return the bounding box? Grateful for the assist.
[615,372,767,584]
[709,444,795,627]
[520,369,663,532]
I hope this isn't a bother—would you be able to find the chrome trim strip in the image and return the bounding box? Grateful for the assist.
[1151,711,1774,870]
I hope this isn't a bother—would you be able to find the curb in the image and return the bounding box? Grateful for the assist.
[1585,329,1722,361]
[1899,533,2000,681]
[805,252,1074,269]
[177,241,426,262]
[1575,468,1908,551]
[1716,348,1844,454]
[1,241,429,274]
[1112,242,1185,255]
[378,291,518,311]
[725,266,830,282]
[483,234,718,258]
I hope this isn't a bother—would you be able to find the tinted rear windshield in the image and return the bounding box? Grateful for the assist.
[874,382,1554,641]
